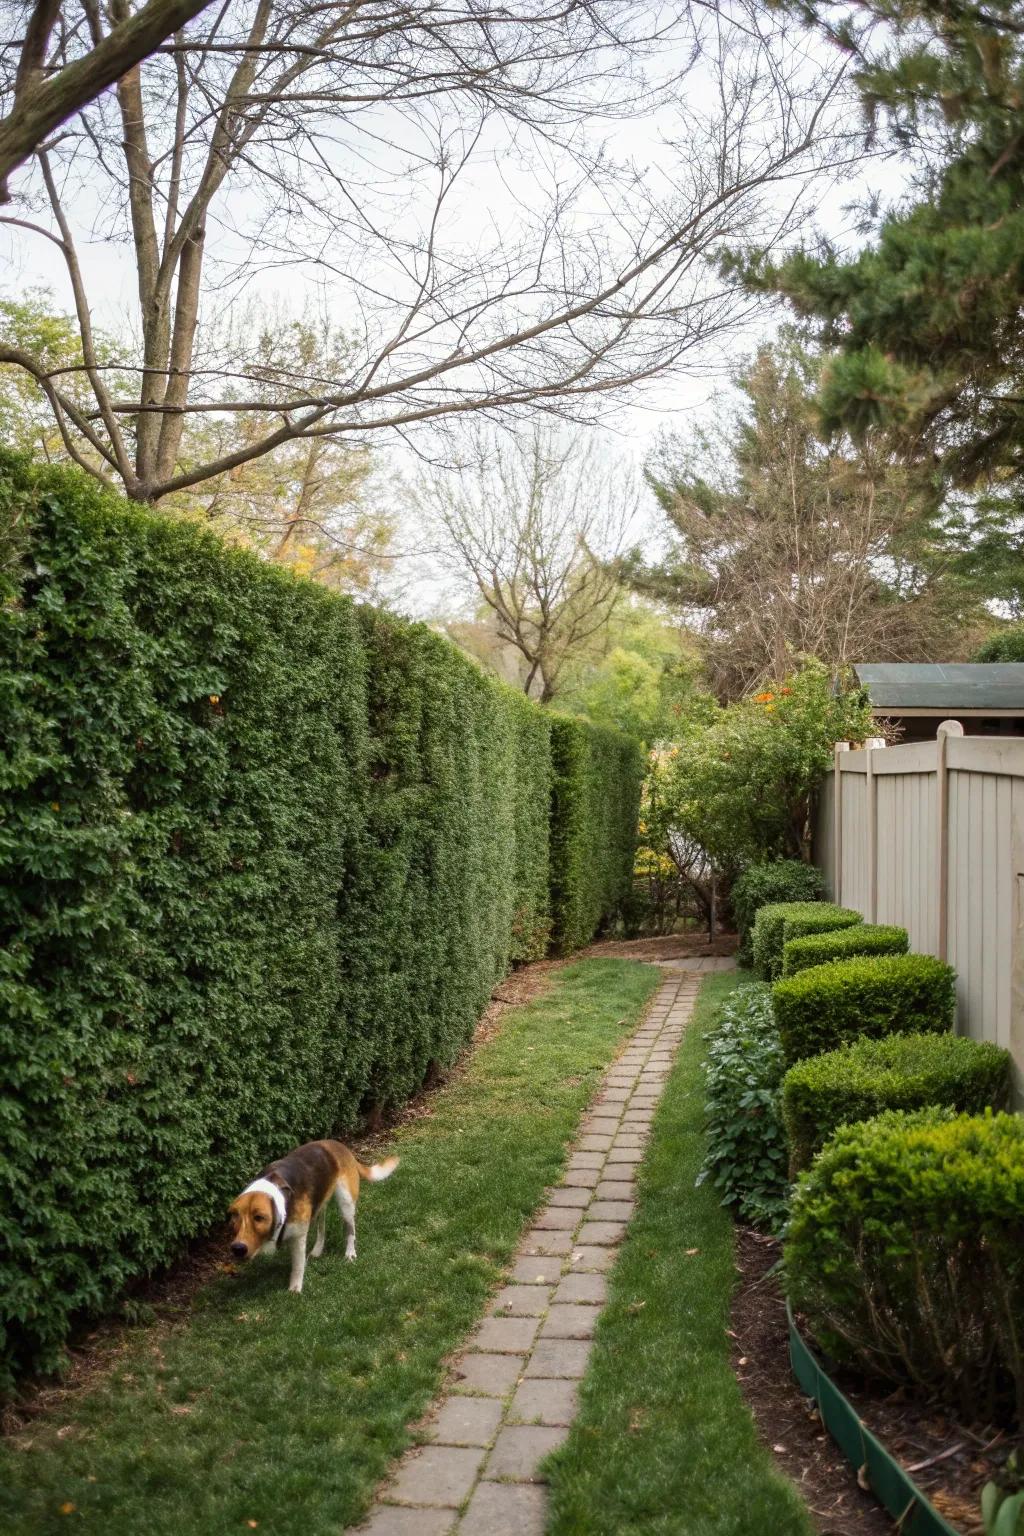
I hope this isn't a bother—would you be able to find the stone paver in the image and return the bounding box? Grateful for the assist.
[348,969,717,1536]
[486,1424,568,1482]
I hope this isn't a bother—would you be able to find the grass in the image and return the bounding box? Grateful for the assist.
[0,958,660,1536]
[545,968,815,1536]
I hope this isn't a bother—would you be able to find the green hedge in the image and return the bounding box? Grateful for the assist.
[781,922,909,977]
[781,1033,1013,1171]
[771,952,957,1064]
[549,715,643,954]
[786,1110,1024,1421]
[730,860,825,966]
[0,454,641,1387]
[752,901,861,980]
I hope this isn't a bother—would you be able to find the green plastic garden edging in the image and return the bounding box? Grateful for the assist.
[786,1303,960,1536]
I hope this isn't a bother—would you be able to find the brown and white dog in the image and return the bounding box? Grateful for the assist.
[227,1139,399,1293]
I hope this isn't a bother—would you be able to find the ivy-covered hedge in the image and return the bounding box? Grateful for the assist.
[0,455,640,1387]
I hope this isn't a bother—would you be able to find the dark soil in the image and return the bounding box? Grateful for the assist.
[731,1227,1010,1536]
[585,931,739,961]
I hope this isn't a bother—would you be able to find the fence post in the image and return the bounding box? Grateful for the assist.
[865,738,886,922]
[935,720,962,962]
[833,742,849,905]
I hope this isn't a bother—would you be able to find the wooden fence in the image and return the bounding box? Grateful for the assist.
[815,733,1024,1089]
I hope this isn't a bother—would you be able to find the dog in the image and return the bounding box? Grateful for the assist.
[227,1139,399,1293]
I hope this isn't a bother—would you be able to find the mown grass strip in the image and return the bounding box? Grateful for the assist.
[0,958,660,1536]
[545,968,814,1536]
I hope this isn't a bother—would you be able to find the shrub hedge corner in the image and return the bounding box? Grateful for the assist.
[771,952,957,1064]
[752,901,861,981]
[781,1032,1013,1172]
[781,921,909,977]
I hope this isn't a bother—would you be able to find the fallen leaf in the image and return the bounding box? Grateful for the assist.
[59,1504,76,1516]
[738,1356,749,1366]
[685,1248,700,1256]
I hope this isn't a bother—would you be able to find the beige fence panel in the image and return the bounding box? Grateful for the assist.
[814,735,1024,1089]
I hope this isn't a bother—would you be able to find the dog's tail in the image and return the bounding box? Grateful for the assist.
[358,1155,399,1183]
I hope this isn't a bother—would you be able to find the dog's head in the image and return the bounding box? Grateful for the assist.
[227,1186,283,1260]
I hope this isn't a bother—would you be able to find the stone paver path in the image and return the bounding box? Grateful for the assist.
[352,968,713,1536]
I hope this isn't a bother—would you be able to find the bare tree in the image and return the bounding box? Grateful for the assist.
[0,1,857,504]
[421,426,636,702]
[0,0,213,200]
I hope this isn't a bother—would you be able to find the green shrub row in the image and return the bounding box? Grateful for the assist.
[752,900,861,980]
[0,454,642,1387]
[771,952,956,1064]
[781,1032,1013,1172]
[729,859,825,965]
[781,921,908,976]
[786,1110,1024,1422]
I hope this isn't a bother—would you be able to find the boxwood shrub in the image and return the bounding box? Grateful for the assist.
[772,952,956,1064]
[786,1110,1024,1421]
[782,922,909,977]
[697,983,789,1232]
[0,453,641,1387]
[730,860,825,966]
[752,901,862,980]
[781,1033,1013,1172]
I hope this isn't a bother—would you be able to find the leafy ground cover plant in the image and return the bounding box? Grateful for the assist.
[730,859,825,965]
[781,1032,1013,1172]
[752,900,862,980]
[782,922,908,977]
[772,952,957,1063]
[786,1108,1024,1423]
[697,982,790,1231]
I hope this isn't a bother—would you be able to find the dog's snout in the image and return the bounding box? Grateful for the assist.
[230,1241,248,1258]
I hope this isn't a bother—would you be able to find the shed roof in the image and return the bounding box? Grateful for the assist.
[854,663,1024,711]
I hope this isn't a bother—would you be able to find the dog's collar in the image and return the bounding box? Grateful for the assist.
[243,1178,288,1244]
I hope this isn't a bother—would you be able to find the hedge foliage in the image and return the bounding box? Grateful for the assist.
[0,454,642,1387]
[786,1110,1024,1421]
[781,1033,1013,1172]
[697,983,789,1232]
[549,714,644,954]
[772,952,957,1063]
[781,921,909,977]
[752,901,861,981]
[729,859,825,966]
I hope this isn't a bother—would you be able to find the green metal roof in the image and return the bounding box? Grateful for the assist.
[854,663,1024,711]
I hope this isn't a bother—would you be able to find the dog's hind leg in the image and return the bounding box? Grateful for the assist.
[310,1204,327,1259]
[334,1183,357,1261]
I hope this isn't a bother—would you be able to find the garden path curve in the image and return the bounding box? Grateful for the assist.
[352,958,735,1536]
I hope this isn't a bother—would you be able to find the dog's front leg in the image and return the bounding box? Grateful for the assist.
[286,1228,308,1294]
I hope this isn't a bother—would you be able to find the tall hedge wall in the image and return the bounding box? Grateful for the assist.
[0,455,641,1386]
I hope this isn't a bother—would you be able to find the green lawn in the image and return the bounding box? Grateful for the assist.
[0,958,660,1536]
[545,968,814,1536]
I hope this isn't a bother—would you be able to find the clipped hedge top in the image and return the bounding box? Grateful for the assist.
[791,1107,1024,1225]
[752,900,862,980]
[773,950,955,1003]
[783,1030,1010,1100]
[782,922,908,977]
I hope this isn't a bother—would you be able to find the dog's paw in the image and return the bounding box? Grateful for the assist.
[345,1250,357,1263]
[288,1282,304,1294]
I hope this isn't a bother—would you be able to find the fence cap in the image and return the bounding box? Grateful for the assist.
[937,719,965,738]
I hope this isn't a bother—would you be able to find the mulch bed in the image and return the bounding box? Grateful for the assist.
[584,932,739,962]
[731,1227,1009,1536]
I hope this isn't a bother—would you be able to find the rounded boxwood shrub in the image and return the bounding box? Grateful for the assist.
[772,951,956,1064]
[781,1032,1013,1172]
[786,1109,1024,1422]
[730,860,825,965]
[752,901,862,981]
[782,922,909,977]
[697,983,789,1232]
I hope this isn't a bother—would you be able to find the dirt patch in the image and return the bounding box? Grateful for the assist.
[731,1227,1009,1536]
[3,956,563,1435]
[584,932,739,962]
